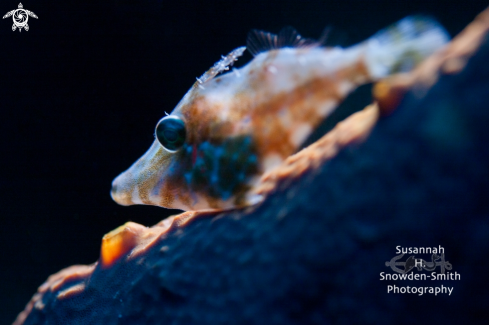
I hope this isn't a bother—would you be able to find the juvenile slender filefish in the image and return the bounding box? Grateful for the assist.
[111,17,449,211]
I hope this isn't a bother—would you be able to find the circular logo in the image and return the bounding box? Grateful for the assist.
[13,9,28,28]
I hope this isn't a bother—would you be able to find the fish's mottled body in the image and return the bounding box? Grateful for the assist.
[111,17,449,211]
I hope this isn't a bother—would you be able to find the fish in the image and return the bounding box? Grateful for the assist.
[111,16,449,211]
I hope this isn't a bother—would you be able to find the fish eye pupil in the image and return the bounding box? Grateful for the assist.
[163,129,178,142]
[155,116,186,151]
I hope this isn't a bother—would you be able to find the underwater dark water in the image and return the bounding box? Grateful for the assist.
[0,0,488,323]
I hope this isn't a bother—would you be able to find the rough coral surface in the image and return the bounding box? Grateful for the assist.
[17,9,489,325]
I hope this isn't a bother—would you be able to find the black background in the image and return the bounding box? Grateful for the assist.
[0,0,487,323]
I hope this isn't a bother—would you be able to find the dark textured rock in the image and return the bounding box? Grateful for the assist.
[18,11,489,325]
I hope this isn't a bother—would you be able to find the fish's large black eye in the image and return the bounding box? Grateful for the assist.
[155,116,186,152]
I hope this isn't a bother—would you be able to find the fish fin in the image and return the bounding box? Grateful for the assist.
[247,26,317,57]
[365,16,450,78]
[316,26,332,46]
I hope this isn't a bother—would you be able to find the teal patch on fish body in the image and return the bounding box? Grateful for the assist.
[180,135,259,204]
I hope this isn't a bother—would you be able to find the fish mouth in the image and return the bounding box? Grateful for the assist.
[110,172,137,206]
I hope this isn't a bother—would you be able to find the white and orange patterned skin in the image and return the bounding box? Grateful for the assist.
[111,17,449,211]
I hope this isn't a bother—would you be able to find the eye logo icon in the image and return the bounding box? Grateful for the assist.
[3,3,37,32]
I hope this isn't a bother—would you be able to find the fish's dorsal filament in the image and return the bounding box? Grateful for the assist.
[195,46,246,85]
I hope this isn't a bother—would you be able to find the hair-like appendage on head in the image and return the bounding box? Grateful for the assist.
[195,46,247,86]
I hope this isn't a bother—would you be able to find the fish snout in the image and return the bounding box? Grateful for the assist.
[110,173,135,206]
[110,140,170,207]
